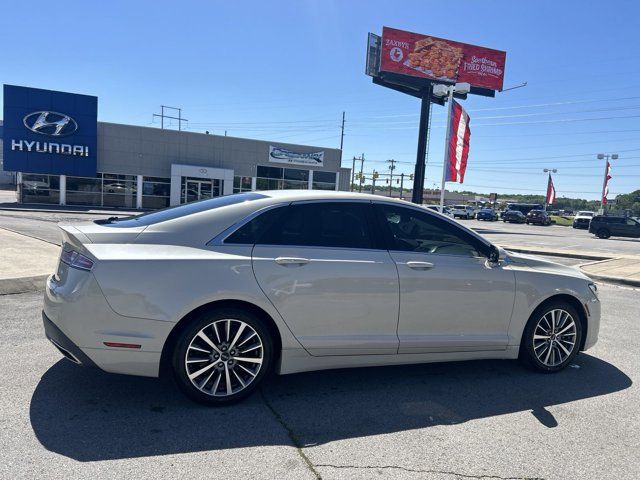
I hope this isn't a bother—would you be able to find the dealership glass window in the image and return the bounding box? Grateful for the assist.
[21,174,60,204]
[312,171,337,190]
[142,176,171,209]
[103,173,137,208]
[255,165,309,190]
[233,176,253,194]
[66,175,103,206]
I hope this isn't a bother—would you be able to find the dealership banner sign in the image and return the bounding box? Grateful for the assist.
[2,85,98,176]
[269,146,324,167]
[380,27,507,91]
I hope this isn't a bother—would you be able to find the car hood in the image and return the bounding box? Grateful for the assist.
[505,250,591,281]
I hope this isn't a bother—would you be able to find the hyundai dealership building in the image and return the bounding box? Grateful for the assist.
[0,85,350,209]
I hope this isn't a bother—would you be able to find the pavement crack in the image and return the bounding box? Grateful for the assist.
[315,463,543,480]
[260,388,322,480]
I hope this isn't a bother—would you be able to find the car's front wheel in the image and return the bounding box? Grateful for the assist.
[171,307,274,405]
[520,301,582,373]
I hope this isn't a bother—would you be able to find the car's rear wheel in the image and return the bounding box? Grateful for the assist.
[171,308,274,405]
[520,301,582,373]
[596,228,610,239]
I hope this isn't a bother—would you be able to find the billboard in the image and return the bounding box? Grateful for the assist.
[2,85,98,176]
[269,146,324,167]
[380,27,506,91]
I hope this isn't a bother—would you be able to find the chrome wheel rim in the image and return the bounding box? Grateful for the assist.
[185,319,263,397]
[532,309,577,367]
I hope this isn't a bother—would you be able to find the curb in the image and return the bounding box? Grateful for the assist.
[0,204,140,216]
[501,246,611,262]
[0,275,48,296]
[578,271,640,288]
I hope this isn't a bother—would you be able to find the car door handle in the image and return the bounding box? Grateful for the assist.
[275,257,310,266]
[406,261,434,270]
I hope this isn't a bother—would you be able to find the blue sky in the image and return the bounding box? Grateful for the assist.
[1,0,639,200]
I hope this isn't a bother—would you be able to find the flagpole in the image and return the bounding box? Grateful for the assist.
[439,87,455,212]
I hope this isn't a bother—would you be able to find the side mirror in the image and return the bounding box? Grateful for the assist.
[489,245,502,263]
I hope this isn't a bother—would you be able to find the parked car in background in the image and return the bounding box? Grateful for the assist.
[505,203,544,216]
[477,208,499,221]
[425,205,454,218]
[42,190,601,406]
[526,210,552,226]
[451,204,476,219]
[573,211,595,229]
[502,210,527,224]
[589,215,640,239]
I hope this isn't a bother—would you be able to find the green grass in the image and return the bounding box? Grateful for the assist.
[550,215,574,226]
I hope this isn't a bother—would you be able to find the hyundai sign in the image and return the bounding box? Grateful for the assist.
[3,85,98,176]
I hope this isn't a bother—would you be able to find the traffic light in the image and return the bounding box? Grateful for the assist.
[373,171,379,179]
[409,174,414,180]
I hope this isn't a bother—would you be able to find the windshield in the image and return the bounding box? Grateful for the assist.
[577,211,594,217]
[95,192,267,227]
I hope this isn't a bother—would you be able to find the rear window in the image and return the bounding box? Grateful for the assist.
[95,192,267,227]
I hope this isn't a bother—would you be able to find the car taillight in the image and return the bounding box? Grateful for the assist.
[60,249,95,271]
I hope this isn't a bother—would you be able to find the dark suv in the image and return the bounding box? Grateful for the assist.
[526,209,552,226]
[589,215,640,239]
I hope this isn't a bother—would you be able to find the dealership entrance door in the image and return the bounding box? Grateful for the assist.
[183,178,221,203]
[170,164,234,206]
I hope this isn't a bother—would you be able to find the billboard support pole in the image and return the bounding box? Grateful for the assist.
[411,83,433,204]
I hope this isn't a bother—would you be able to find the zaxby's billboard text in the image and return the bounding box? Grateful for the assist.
[380,27,507,91]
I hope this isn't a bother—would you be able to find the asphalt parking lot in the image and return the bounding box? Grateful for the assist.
[467,218,640,258]
[0,283,638,480]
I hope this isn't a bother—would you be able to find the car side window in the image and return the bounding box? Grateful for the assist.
[375,204,485,257]
[259,202,377,249]
[626,218,638,226]
[225,206,287,244]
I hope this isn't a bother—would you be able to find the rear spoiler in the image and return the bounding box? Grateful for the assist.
[58,224,92,251]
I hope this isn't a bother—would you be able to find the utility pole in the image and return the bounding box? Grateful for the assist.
[399,173,405,200]
[340,111,346,152]
[153,105,188,131]
[387,159,396,197]
[358,154,365,193]
[351,156,356,191]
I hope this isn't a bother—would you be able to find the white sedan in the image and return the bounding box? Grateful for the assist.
[43,191,601,405]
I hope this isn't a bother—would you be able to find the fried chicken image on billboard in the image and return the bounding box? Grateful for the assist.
[408,37,464,80]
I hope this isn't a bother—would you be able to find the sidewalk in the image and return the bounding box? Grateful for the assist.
[579,258,640,288]
[0,228,59,295]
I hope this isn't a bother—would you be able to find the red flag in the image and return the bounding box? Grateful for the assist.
[602,161,612,205]
[546,174,556,205]
[445,100,471,183]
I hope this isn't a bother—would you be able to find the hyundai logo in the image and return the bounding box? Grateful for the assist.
[23,111,78,137]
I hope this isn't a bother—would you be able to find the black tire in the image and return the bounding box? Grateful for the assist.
[519,300,583,373]
[171,307,274,406]
[596,228,610,239]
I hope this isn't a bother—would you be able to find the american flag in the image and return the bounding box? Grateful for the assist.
[445,100,471,184]
[602,161,612,204]
[546,173,556,205]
